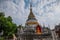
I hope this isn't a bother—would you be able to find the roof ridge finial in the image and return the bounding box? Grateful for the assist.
[30,0,32,11]
[28,0,35,18]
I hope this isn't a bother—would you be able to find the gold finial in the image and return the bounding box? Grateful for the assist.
[30,0,32,12]
[28,4,35,18]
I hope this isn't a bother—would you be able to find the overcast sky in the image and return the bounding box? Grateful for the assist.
[0,0,60,29]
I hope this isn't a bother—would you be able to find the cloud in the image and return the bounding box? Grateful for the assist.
[0,0,60,29]
[0,0,29,26]
[32,0,60,29]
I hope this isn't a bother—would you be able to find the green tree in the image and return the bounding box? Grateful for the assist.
[0,12,17,38]
[7,16,12,22]
[0,37,4,40]
[0,12,5,17]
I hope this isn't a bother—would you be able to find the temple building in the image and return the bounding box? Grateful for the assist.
[17,3,52,40]
[25,4,42,34]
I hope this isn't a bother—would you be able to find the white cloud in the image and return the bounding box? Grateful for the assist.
[0,0,29,26]
[32,0,60,29]
[0,0,60,29]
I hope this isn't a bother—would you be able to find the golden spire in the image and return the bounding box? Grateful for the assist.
[28,1,35,18]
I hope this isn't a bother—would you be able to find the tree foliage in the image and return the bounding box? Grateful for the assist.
[0,12,17,38]
[0,12,5,17]
[0,37,4,40]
